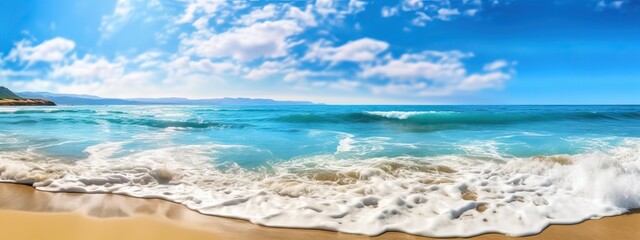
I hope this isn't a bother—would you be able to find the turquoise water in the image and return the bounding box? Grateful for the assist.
[1,105,639,237]
[2,105,640,165]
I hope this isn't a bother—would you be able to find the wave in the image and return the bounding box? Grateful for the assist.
[276,111,640,126]
[2,117,246,129]
[102,118,248,129]
[0,109,98,115]
[366,111,455,119]
[1,139,639,237]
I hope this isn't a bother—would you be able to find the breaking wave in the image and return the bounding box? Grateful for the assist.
[1,139,639,237]
[276,111,640,125]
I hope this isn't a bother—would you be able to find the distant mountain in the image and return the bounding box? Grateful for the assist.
[1,87,56,106]
[0,86,21,99]
[16,91,316,105]
[18,92,139,105]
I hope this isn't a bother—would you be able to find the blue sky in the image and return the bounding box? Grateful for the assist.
[0,0,638,104]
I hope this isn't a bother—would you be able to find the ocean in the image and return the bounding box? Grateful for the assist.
[1,105,639,237]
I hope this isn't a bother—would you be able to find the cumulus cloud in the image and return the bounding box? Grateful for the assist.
[167,57,239,77]
[381,6,399,17]
[382,0,484,25]
[286,5,317,27]
[401,0,424,11]
[244,60,292,80]
[303,38,389,64]
[176,0,227,24]
[348,0,367,14]
[597,0,626,10]
[243,58,325,82]
[412,12,432,26]
[181,20,303,61]
[437,8,460,21]
[45,53,163,97]
[236,4,278,25]
[328,79,361,91]
[483,59,510,71]
[99,0,135,40]
[6,37,75,65]
[50,55,125,81]
[362,51,471,82]
[362,51,514,96]
[2,0,517,101]
[43,51,239,98]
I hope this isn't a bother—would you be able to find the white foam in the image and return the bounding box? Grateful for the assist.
[366,111,451,120]
[336,134,355,153]
[0,107,21,113]
[1,139,639,237]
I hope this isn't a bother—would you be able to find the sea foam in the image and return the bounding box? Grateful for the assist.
[1,138,639,237]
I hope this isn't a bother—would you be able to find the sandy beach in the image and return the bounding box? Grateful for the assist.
[0,183,637,240]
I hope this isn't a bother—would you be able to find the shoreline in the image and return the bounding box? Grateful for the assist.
[0,183,638,240]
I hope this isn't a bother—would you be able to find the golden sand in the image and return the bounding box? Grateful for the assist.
[0,183,638,240]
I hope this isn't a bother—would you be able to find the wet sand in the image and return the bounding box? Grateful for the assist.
[0,183,638,240]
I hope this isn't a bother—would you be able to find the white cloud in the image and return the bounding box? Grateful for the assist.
[465,9,479,16]
[244,60,292,80]
[381,6,399,17]
[1,0,516,102]
[50,55,125,82]
[286,5,317,27]
[304,38,389,64]
[437,8,460,21]
[382,0,484,26]
[176,0,227,24]
[412,12,432,26]
[43,53,164,97]
[243,57,323,82]
[457,71,510,91]
[611,1,624,8]
[283,70,315,82]
[181,20,303,61]
[483,59,509,71]
[315,0,336,16]
[370,82,427,96]
[401,0,424,11]
[192,17,210,30]
[9,79,54,92]
[168,57,239,76]
[99,0,135,40]
[236,4,278,25]
[164,57,238,85]
[348,0,367,14]
[329,79,361,91]
[362,51,470,82]
[362,51,514,96]
[6,37,75,65]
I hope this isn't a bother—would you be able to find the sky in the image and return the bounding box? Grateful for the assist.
[0,0,639,104]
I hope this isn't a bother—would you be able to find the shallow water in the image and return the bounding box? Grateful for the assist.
[1,105,639,237]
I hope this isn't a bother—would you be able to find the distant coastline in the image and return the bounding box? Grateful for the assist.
[0,86,56,106]
[18,91,316,105]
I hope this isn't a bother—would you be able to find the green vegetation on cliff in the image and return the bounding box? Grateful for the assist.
[0,86,56,106]
[0,86,21,99]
